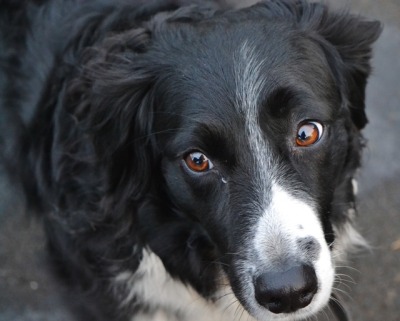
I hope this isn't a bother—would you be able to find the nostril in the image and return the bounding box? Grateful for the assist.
[299,285,317,306]
[254,265,318,314]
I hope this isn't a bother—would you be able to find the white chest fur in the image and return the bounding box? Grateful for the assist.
[114,249,254,321]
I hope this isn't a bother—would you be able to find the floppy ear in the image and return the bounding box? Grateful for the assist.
[310,7,382,129]
[68,3,220,212]
[59,26,159,228]
[80,27,157,205]
[259,1,381,129]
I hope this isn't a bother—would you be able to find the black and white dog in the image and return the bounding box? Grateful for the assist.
[0,0,381,320]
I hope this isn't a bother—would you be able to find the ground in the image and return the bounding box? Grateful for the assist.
[0,0,399,320]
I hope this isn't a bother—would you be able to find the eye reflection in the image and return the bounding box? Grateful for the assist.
[296,121,323,147]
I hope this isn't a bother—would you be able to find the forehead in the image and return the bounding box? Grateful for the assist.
[155,13,339,127]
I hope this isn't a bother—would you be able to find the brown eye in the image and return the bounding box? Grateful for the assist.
[184,152,214,172]
[296,121,323,147]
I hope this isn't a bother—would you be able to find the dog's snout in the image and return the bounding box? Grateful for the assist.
[254,264,318,314]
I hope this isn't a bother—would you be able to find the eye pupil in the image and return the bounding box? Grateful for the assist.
[298,126,314,141]
[192,153,205,165]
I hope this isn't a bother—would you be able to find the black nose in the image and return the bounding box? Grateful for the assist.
[254,264,318,314]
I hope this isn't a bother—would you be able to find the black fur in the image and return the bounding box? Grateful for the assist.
[0,0,381,320]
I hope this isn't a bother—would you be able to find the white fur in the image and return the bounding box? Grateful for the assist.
[352,178,359,195]
[114,249,256,321]
[250,184,334,320]
[333,217,369,262]
[235,42,273,202]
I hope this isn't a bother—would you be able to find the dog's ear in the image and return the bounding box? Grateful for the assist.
[309,7,382,129]
[68,26,157,210]
[70,4,220,209]
[260,1,381,129]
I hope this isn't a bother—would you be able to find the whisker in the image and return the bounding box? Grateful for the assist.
[335,265,361,273]
[332,286,354,302]
[223,298,240,316]
[329,293,351,321]
[151,111,206,123]
[237,304,246,321]
[132,127,183,143]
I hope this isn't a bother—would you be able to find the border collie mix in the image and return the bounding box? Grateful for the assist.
[0,0,381,320]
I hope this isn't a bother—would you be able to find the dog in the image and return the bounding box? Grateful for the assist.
[0,0,381,320]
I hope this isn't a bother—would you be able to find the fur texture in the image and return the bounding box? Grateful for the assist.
[0,0,381,320]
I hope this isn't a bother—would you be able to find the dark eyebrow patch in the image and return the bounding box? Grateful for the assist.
[262,86,300,117]
[191,122,237,161]
[170,119,237,165]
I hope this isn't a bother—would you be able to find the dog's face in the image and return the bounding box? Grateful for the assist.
[83,2,380,320]
[154,20,342,319]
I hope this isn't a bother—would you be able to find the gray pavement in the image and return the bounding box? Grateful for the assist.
[1,0,399,320]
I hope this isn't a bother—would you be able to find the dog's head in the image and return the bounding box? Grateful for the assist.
[78,1,381,320]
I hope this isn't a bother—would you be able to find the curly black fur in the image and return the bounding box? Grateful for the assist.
[0,1,381,320]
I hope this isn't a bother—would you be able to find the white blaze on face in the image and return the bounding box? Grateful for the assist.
[235,42,274,206]
[253,184,334,315]
[235,42,334,318]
